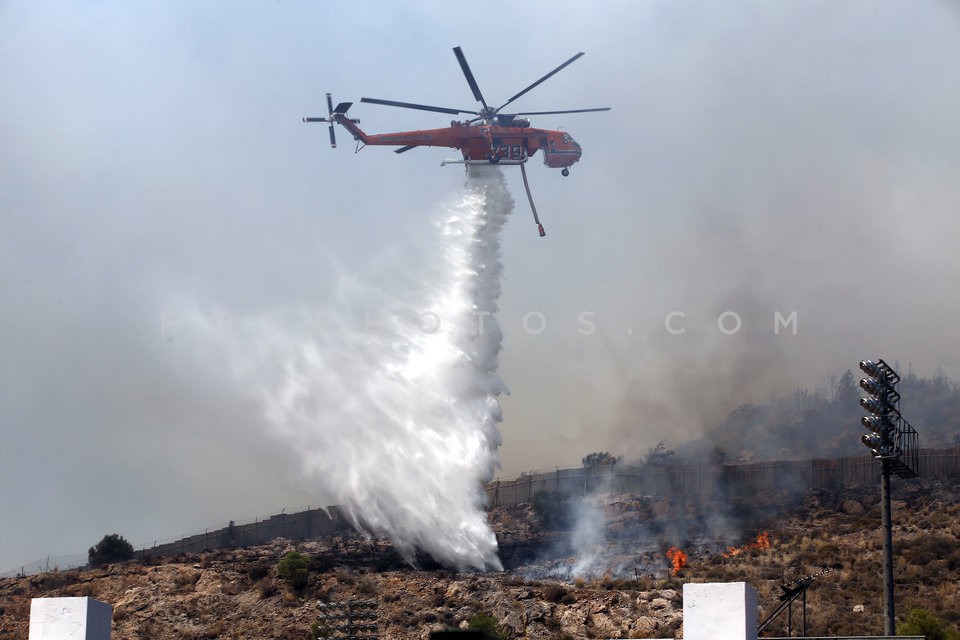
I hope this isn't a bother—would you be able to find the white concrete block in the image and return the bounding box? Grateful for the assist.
[29,597,112,640]
[682,582,757,640]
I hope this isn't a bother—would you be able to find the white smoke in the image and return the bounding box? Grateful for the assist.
[199,166,513,570]
[569,495,607,577]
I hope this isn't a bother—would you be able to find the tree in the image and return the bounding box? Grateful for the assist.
[277,551,310,592]
[582,451,617,468]
[88,533,134,567]
[224,520,239,549]
[836,369,858,404]
[709,445,727,465]
[645,440,675,466]
[896,608,960,640]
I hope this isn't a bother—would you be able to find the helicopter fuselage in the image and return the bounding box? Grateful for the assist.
[334,115,582,168]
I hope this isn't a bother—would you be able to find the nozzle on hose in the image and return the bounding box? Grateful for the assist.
[537,224,546,238]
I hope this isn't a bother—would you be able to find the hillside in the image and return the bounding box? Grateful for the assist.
[3,474,960,639]
[676,370,960,463]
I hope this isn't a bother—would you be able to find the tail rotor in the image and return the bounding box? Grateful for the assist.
[303,93,358,148]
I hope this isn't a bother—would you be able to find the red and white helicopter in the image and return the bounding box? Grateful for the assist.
[304,46,610,237]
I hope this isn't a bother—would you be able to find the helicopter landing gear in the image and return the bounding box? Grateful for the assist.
[561,167,570,177]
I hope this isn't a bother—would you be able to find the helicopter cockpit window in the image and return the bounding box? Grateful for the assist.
[561,133,573,143]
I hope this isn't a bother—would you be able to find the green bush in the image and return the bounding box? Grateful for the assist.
[897,608,960,640]
[467,613,507,640]
[276,551,310,592]
[88,533,134,567]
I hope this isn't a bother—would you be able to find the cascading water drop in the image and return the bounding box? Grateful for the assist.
[214,166,514,570]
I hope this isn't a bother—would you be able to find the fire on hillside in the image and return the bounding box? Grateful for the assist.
[721,531,771,558]
[666,547,687,576]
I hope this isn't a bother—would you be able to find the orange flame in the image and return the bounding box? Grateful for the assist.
[722,531,771,558]
[666,547,687,576]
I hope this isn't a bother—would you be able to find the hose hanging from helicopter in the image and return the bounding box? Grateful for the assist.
[520,162,545,237]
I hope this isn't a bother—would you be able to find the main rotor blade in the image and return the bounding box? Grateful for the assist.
[453,46,489,110]
[360,97,475,116]
[498,52,585,111]
[515,107,612,116]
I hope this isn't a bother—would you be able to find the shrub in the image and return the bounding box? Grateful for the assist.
[88,533,134,567]
[897,608,960,640]
[174,569,201,590]
[531,490,572,530]
[543,583,568,603]
[334,567,356,585]
[356,576,379,597]
[248,564,270,581]
[257,578,278,599]
[467,613,507,640]
[276,551,310,592]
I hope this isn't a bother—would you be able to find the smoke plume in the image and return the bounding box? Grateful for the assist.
[199,166,513,570]
[569,495,607,577]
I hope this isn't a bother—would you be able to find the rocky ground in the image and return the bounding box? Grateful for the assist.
[0,532,686,640]
[3,476,960,639]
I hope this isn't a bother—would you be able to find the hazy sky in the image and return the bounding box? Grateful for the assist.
[2,0,959,571]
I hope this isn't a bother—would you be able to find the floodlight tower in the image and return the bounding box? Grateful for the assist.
[316,600,379,640]
[859,360,900,459]
[859,359,919,476]
[858,358,919,637]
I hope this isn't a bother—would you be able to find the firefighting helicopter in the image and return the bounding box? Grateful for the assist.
[303,46,610,237]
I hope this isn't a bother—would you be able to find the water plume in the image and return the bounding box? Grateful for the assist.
[208,166,513,570]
